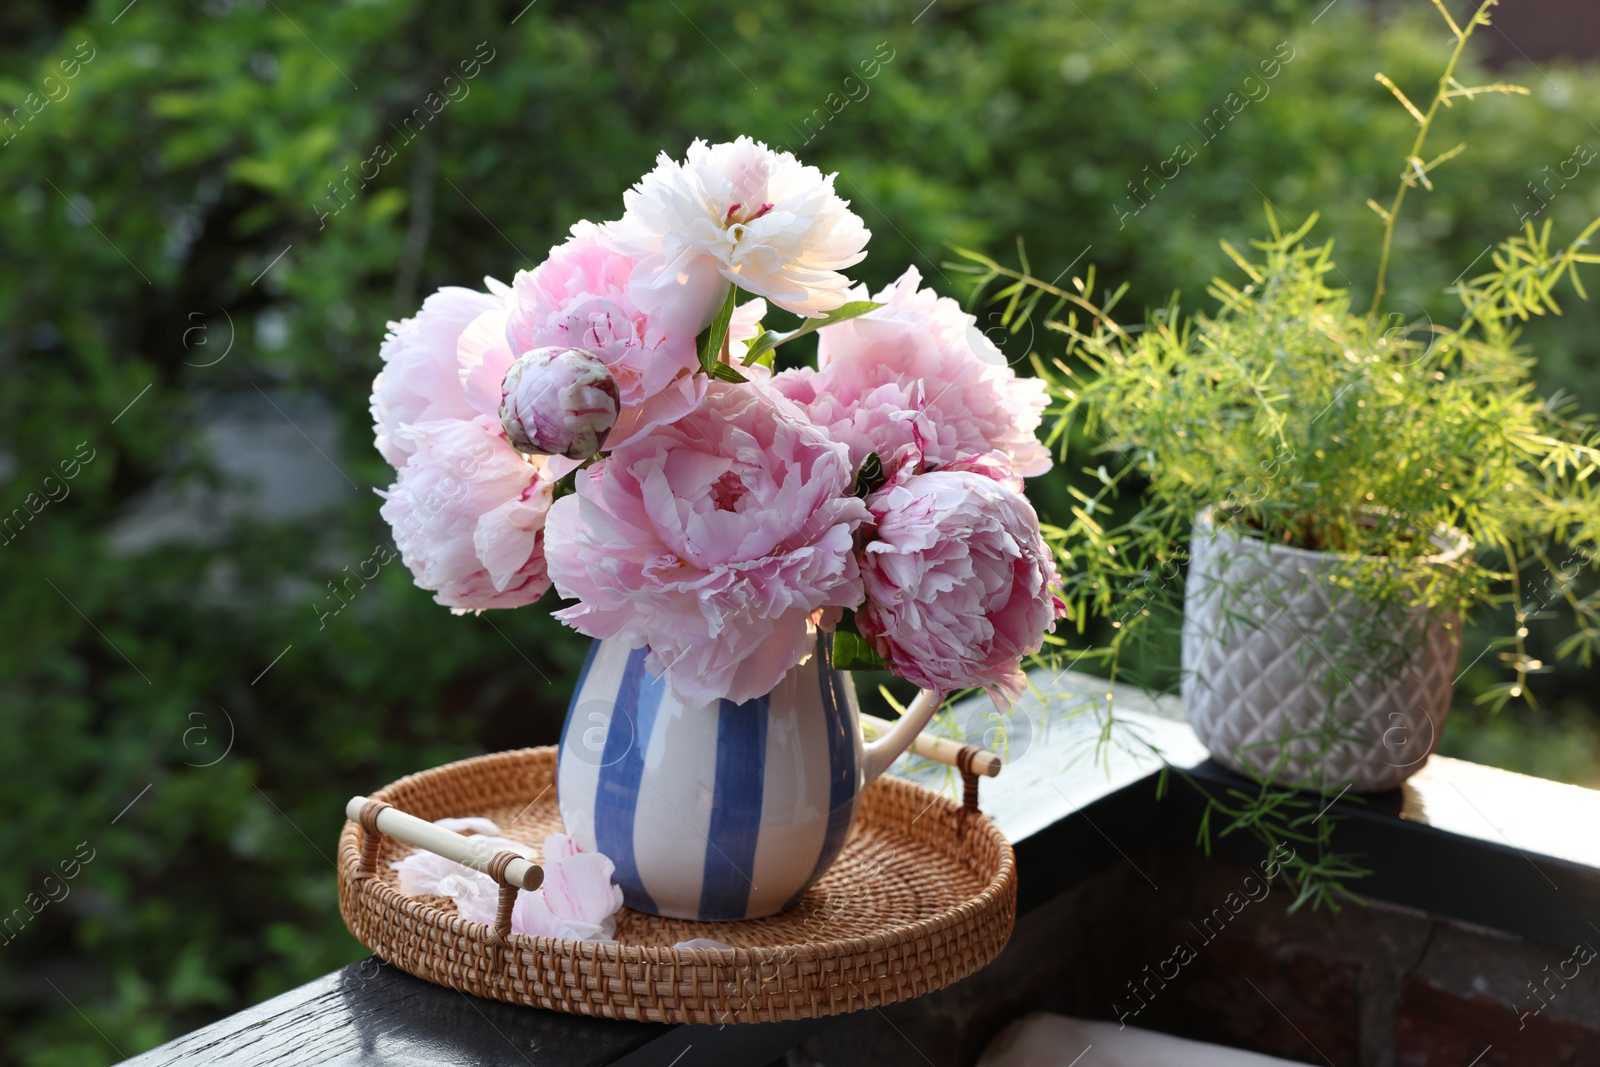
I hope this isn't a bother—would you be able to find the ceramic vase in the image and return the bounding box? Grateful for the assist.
[1182,507,1466,794]
[556,630,936,920]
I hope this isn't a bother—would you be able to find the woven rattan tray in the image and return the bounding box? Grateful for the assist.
[337,746,1016,1024]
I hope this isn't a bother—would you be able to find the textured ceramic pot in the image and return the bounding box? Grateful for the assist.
[1181,508,1467,794]
[556,630,937,920]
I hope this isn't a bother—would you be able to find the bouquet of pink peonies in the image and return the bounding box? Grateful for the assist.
[371,137,1064,709]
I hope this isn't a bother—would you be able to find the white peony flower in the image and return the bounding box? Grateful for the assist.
[605,137,870,334]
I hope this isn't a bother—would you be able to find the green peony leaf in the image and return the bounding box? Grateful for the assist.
[742,300,881,363]
[696,284,740,376]
[852,451,885,498]
[831,627,887,671]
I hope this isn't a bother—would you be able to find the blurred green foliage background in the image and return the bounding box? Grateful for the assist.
[2,0,1598,1061]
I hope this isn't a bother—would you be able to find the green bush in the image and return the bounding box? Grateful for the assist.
[2,0,1597,1061]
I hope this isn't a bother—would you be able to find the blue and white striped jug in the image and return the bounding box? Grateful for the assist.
[556,630,938,921]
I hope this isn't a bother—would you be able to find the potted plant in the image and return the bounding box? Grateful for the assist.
[368,138,1064,921]
[957,0,1600,904]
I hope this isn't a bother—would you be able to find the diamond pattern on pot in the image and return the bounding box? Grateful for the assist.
[1181,512,1461,794]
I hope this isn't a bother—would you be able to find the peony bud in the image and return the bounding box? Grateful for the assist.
[499,347,620,460]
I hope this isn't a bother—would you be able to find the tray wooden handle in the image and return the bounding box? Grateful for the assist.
[345,795,544,892]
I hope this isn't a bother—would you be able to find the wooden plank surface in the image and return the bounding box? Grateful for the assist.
[118,960,662,1066]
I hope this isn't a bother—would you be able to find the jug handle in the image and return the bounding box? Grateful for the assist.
[861,688,942,784]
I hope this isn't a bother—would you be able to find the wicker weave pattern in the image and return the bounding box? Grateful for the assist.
[336,747,1016,1024]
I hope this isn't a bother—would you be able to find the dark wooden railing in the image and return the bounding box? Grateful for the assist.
[120,674,1600,1067]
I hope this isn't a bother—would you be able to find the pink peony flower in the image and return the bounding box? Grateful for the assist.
[775,266,1051,478]
[378,419,554,613]
[457,304,517,426]
[500,347,620,461]
[941,449,1027,495]
[504,222,713,454]
[509,833,626,941]
[770,369,938,472]
[395,824,623,942]
[856,454,1064,705]
[545,381,870,705]
[371,281,511,468]
[605,137,870,333]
